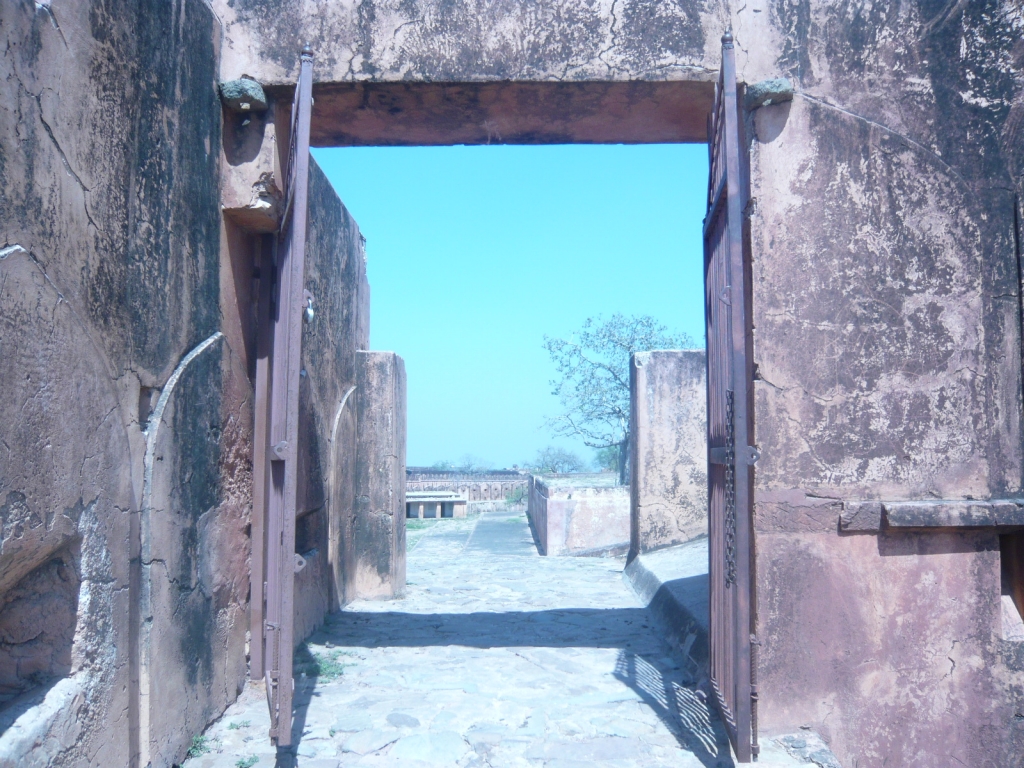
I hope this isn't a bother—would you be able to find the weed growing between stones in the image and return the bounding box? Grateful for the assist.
[235,757,259,768]
[294,643,351,681]
[186,735,210,759]
[227,720,251,730]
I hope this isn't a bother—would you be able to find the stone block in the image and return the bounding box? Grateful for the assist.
[839,501,883,532]
[528,475,629,556]
[352,352,407,599]
[629,350,708,558]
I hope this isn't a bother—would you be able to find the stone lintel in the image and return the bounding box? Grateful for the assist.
[264,80,715,148]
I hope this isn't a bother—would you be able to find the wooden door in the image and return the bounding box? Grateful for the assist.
[704,30,758,763]
[252,45,314,748]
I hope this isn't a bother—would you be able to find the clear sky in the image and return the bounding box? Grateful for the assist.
[311,144,708,469]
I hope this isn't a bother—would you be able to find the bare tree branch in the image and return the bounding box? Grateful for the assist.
[543,314,694,484]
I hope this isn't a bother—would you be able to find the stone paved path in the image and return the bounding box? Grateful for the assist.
[184,508,810,768]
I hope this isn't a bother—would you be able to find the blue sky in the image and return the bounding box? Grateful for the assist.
[312,144,708,469]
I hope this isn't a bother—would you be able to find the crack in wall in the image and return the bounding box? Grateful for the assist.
[797,92,971,192]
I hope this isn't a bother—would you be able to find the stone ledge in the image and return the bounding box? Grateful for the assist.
[840,498,1024,531]
[623,538,709,681]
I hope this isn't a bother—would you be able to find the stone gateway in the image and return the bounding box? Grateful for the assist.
[1,1,1023,766]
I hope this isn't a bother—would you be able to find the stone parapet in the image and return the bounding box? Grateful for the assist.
[527,474,629,557]
[629,350,708,559]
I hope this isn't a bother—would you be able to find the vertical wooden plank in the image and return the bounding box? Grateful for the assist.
[722,30,755,762]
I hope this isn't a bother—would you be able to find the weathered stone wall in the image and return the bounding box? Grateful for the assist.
[351,351,407,600]
[406,471,529,506]
[739,3,1024,764]
[294,158,371,621]
[528,475,630,557]
[629,350,708,558]
[0,1,242,765]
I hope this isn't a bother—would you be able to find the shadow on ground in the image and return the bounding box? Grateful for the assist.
[323,607,654,648]
[286,608,736,768]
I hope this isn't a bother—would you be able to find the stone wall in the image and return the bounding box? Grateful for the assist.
[351,352,408,600]
[0,3,375,764]
[3,0,1024,765]
[406,470,529,507]
[741,3,1024,763]
[293,158,371,621]
[528,475,630,557]
[629,350,708,558]
[0,1,238,765]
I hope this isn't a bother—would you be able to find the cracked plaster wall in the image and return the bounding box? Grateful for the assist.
[1,1,249,766]
[294,158,371,617]
[629,350,708,558]
[352,352,407,600]
[2,0,1024,765]
[739,3,1024,765]
[216,1,1024,764]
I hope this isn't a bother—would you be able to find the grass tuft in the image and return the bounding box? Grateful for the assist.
[294,643,350,681]
[235,756,259,768]
[227,720,251,730]
[186,735,210,759]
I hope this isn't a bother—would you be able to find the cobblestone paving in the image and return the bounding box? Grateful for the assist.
[185,508,807,768]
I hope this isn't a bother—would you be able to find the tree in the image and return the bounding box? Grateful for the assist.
[428,455,493,473]
[544,314,693,485]
[593,445,619,472]
[529,446,587,474]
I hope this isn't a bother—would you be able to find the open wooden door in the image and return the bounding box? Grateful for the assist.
[704,31,758,763]
[251,46,314,747]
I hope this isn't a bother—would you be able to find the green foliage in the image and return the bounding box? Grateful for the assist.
[293,643,349,681]
[235,756,260,768]
[505,486,527,506]
[593,445,619,472]
[186,735,210,759]
[227,720,251,730]
[430,455,494,472]
[529,446,587,474]
[544,314,692,483]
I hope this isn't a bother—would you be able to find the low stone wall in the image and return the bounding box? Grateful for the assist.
[629,350,708,558]
[406,470,528,503]
[527,474,630,556]
[351,352,407,600]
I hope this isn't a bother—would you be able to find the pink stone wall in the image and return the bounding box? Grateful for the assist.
[528,476,630,557]
[629,350,708,558]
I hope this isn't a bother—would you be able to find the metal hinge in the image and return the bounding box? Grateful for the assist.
[710,445,760,465]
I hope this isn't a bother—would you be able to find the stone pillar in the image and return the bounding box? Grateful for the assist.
[352,351,407,599]
[629,350,708,560]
